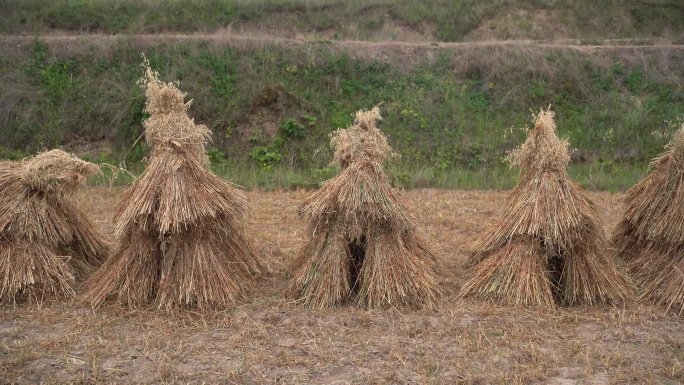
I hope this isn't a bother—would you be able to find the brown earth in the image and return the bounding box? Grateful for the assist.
[1,187,682,384]
[2,32,681,54]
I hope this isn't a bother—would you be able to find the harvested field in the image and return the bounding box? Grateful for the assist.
[0,187,682,384]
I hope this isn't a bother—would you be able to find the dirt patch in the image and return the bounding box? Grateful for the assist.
[62,140,115,160]
[316,15,437,43]
[466,9,574,41]
[234,84,301,142]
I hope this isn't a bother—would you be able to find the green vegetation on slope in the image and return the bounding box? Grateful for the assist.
[1,0,683,42]
[0,37,681,190]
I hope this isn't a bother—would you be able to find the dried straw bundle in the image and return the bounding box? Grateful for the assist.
[614,123,684,313]
[84,145,263,309]
[462,108,632,307]
[83,63,263,310]
[290,108,440,309]
[0,149,108,302]
[331,106,394,168]
[139,58,211,167]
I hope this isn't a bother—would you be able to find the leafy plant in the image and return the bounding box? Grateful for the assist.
[207,147,227,164]
[279,118,306,138]
[529,79,546,99]
[625,70,648,93]
[27,40,76,100]
[250,145,281,168]
[198,50,239,97]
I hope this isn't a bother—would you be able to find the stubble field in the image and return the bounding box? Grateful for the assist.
[1,187,682,384]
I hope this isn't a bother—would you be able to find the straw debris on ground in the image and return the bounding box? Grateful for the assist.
[614,122,684,314]
[83,58,264,310]
[462,108,632,307]
[290,107,440,309]
[0,149,108,303]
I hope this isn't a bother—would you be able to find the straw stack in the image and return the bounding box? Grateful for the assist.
[462,108,632,306]
[139,62,211,167]
[290,107,440,309]
[614,123,684,314]
[0,149,107,302]
[83,60,264,310]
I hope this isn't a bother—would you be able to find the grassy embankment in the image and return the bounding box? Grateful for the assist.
[0,1,682,190]
[2,0,683,42]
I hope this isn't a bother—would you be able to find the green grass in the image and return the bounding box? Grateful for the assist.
[209,163,519,191]
[1,0,682,41]
[567,162,650,193]
[89,161,650,193]
[1,35,682,191]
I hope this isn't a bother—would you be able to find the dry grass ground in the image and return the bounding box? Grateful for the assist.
[0,187,682,384]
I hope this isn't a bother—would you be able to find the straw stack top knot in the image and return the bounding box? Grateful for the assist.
[354,106,383,132]
[508,107,570,174]
[331,107,394,169]
[138,54,211,161]
[139,57,188,116]
[668,122,684,160]
[21,149,99,192]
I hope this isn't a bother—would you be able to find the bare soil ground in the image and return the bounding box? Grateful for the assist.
[2,32,681,52]
[1,187,682,384]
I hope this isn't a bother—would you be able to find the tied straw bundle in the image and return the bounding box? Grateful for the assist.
[461,107,632,307]
[138,57,211,167]
[0,149,108,302]
[290,107,441,309]
[83,58,264,310]
[614,122,684,314]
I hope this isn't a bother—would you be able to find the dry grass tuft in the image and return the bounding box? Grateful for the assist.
[290,107,440,309]
[614,122,684,314]
[0,149,109,303]
[83,58,264,310]
[462,107,632,307]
